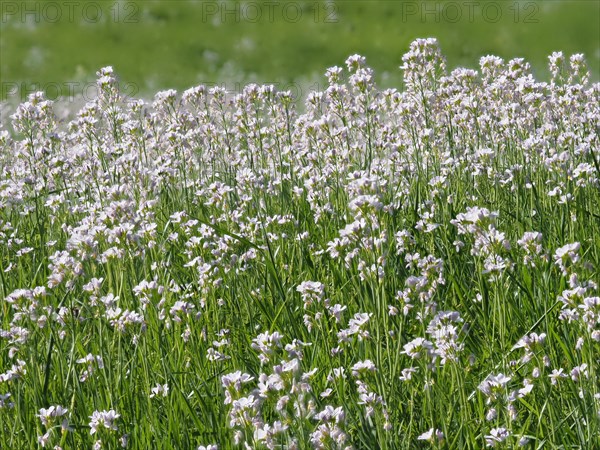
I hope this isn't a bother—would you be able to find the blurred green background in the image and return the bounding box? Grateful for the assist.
[1,0,599,102]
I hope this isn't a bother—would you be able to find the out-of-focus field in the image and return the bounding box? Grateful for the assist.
[1,0,599,101]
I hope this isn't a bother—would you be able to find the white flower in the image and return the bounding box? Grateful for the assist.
[417,428,444,443]
[554,242,581,274]
[351,360,376,377]
[478,373,511,402]
[549,368,567,386]
[402,338,433,359]
[485,427,510,447]
[89,410,120,435]
[150,383,169,398]
[37,431,51,447]
[37,405,68,427]
[320,388,333,398]
[399,367,417,382]
[296,281,325,308]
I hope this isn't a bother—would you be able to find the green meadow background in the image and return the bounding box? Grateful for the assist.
[1,0,599,102]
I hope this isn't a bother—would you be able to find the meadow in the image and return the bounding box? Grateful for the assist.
[1,38,600,449]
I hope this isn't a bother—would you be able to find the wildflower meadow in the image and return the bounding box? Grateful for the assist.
[1,39,599,449]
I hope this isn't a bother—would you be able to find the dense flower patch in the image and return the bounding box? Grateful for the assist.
[1,39,599,449]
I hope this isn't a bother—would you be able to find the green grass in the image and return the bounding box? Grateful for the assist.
[1,0,599,102]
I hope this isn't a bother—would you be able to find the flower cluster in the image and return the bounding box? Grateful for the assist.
[1,38,598,448]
